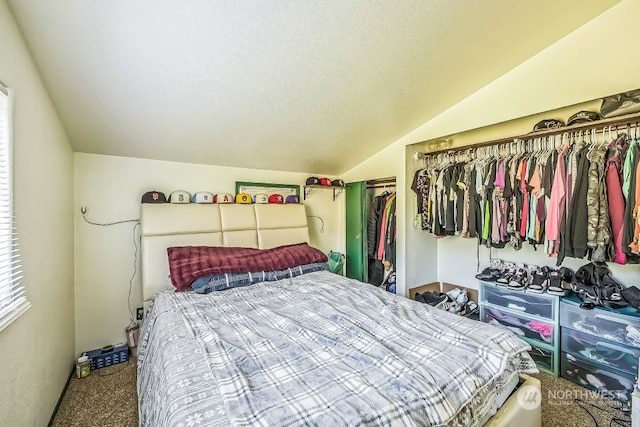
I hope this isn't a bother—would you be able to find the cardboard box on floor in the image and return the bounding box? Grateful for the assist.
[408,282,478,304]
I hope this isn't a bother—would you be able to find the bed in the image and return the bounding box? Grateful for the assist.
[137,203,541,426]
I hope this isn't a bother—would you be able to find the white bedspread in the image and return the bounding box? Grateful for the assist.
[138,271,537,426]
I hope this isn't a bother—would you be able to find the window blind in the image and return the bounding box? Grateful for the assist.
[0,85,29,332]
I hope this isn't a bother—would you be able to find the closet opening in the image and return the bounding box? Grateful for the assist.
[345,177,397,293]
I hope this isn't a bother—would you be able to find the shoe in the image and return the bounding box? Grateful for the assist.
[435,299,455,311]
[464,301,478,316]
[507,269,529,291]
[447,288,462,301]
[455,290,468,306]
[547,270,568,296]
[475,267,502,282]
[569,280,598,302]
[490,259,504,270]
[417,291,447,307]
[496,269,515,286]
[448,303,463,313]
[527,267,549,293]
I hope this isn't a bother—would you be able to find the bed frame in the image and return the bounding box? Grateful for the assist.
[139,203,541,426]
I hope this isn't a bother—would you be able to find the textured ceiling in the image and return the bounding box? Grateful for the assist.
[8,0,618,174]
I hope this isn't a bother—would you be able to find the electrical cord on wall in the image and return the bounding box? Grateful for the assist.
[80,207,140,324]
[307,215,325,233]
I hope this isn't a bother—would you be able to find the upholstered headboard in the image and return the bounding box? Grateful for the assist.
[140,204,310,305]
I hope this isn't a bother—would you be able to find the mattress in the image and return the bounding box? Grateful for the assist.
[137,271,537,426]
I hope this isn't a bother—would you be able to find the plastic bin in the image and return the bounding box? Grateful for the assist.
[84,344,129,370]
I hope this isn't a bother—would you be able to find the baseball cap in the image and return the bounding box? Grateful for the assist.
[268,194,284,204]
[141,191,167,204]
[320,178,332,186]
[567,111,600,126]
[235,193,252,204]
[191,192,213,203]
[305,177,321,185]
[331,179,345,187]
[169,190,191,204]
[252,193,268,204]
[532,119,565,132]
[285,195,299,203]
[213,193,233,203]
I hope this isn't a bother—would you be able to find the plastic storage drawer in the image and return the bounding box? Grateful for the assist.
[527,342,554,373]
[560,302,640,348]
[483,306,555,346]
[561,328,640,376]
[481,284,555,320]
[560,352,635,403]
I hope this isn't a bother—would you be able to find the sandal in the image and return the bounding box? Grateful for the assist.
[496,262,516,286]
[527,267,550,294]
[546,270,567,296]
[507,269,529,291]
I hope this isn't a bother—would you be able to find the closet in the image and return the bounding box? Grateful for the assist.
[411,111,640,268]
[345,177,396,291]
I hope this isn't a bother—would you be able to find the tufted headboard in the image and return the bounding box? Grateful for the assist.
[140,203,310,305]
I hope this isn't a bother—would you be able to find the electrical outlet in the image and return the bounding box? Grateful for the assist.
[136,307,144,321]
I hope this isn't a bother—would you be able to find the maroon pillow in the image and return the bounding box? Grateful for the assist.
[167,243,328,291]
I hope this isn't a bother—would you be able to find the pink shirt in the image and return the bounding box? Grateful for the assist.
[545,149,567,242]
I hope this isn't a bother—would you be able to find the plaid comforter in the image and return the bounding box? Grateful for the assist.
[138,271,537,427]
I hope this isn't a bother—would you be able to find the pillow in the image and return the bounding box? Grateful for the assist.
[167,243,328,292]
[192,262,327,293]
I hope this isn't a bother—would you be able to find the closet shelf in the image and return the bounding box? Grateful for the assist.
[303,185,344,201]
[417,110,640,156]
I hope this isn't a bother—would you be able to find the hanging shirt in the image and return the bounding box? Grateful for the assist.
[546,148,568,247]
[606,137,627,264]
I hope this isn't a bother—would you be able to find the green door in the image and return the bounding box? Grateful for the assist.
[345,181,367,281]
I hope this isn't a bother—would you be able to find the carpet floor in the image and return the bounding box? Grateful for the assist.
[52,362,631,426]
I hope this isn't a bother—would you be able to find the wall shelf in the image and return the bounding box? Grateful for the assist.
[303,185,344,201]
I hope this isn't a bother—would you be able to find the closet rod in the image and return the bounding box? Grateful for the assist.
[416,110,640,157]
[367,183,396,189]
[366,177,396,186]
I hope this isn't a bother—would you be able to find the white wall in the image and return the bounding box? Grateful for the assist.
[0,3,75,425]
[74,153,344,353]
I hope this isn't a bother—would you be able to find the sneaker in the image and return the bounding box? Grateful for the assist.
[464,300,479,316]
[435,299,455,311]
[475,267,502,282]
[416,291,448,307]
[447,288,462,301]
[455,290,468,306]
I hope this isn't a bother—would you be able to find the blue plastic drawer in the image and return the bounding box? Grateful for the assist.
[561,352,635,404]
[483,306,555,346]
[561,328,640,376]
[481,284,555,320]
[560,301,640,347]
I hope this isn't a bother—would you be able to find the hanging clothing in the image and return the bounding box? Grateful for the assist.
[606,137,627,264]
[411,129,640,266]
[367,191,388,257]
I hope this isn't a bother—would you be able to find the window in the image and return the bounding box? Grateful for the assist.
[0,82,29,332]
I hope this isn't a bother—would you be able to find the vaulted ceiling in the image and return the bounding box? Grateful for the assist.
[8,0,619,174]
